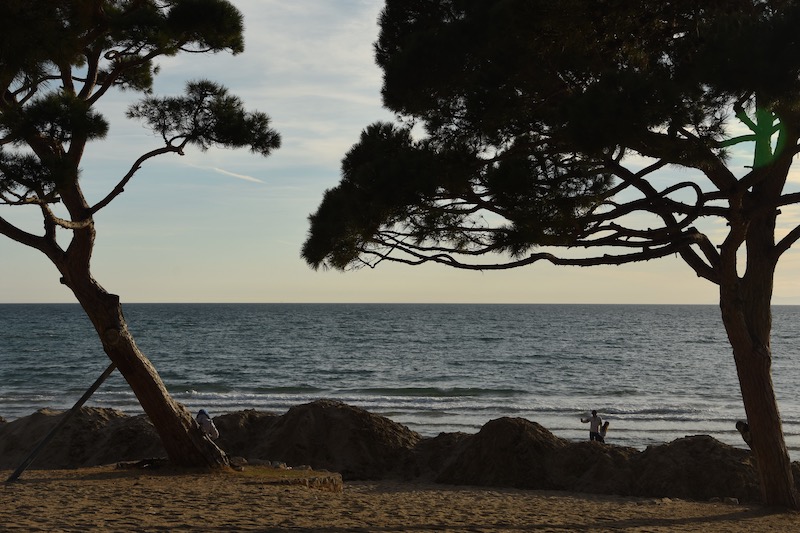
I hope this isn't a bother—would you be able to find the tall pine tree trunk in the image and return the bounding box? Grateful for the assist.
[719,210,798,507]
[721,295,797,507]
[714,121,799,507]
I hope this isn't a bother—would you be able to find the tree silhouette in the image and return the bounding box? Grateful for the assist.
[303,0,800,507]
[0,0,280,467]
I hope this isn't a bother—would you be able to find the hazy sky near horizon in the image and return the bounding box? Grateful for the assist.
[1,0,799,305]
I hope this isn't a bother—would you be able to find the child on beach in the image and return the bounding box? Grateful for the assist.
[196,409,220,440]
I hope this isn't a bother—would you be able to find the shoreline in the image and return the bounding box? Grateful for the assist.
[0,402,760,453]
[0,401,779,502]
[1,466,797,532]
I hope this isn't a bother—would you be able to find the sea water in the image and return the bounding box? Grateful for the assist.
[1,303,799,457]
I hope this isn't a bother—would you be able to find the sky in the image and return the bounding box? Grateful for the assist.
[1,0,799,305]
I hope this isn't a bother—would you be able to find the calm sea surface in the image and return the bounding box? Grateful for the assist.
[2,303,799,457]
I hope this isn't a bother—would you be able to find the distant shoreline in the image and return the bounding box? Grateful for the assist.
[0,301,770,306]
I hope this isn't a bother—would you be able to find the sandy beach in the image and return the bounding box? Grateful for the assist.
[2,465,798,532]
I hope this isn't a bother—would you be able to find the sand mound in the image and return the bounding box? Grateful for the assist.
[214,409,279,459]
[0,400,777,502]
[215,400,421,479]
[630,435,760,502]
[0,407,163,470]
[435,417,571,489]
[256,399,421,479]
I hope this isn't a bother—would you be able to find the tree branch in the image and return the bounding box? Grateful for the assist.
[718,134,757,148]
[775,224,800,259]
[0,214,56,255]
[90,144,184,214]
[362,231,706,271]
[629,130,737,192]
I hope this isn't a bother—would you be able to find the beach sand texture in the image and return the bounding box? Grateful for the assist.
[2,466,799,532]
[3,403,800,531]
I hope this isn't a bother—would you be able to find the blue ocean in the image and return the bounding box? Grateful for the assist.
[2,303,799,457]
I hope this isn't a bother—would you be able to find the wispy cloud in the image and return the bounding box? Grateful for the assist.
[211,167,264,183]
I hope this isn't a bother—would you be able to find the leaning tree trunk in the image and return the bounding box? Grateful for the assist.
[69,277,228,468]
[44,179,228,468]
[719,263,798,507]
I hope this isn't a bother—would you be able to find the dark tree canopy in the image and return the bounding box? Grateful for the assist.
[304,0,800,508]
[0,0,278,207]
[0,0,280,469]
[304,0,800,275]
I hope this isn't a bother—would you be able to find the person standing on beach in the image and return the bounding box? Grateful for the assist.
[581,410,604,442]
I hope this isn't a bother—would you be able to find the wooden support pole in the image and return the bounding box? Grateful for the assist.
[5,362,117,483]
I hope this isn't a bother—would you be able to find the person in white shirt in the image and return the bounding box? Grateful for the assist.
[580,410,604,442]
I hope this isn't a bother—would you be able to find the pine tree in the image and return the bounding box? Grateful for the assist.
[0,0,280,467]
[303,0,800,507]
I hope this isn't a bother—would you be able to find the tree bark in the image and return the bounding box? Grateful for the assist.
[719,272,798,508]
[70,278,229,468]
[42,177,229,469]
[713,130,799,508]
[731,339,797,507]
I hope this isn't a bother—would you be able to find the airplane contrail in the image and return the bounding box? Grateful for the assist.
[212,167,264,183]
